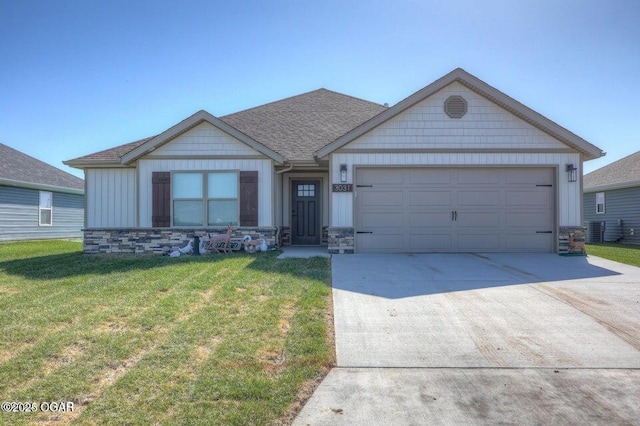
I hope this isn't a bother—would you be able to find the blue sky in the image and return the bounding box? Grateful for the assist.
[1,0,638,178]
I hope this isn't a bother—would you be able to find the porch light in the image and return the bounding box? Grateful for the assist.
[340,164,348,183]
[566,164,577,182]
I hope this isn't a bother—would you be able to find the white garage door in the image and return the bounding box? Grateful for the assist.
[355,167,555,253]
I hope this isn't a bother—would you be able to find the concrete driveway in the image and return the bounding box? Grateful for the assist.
[294,253,640,425]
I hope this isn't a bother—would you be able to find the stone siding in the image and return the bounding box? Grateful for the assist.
[328,227,354,254]
[83,227,279,255]
[558,227,586,255]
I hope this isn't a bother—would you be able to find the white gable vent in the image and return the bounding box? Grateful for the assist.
[444,95,467,118]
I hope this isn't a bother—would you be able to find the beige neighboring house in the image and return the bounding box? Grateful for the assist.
[65,68,604,255]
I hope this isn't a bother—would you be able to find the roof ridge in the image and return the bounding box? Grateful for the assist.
[221,88,384,119]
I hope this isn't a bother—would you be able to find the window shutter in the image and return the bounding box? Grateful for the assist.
[240,171,258,226]
[152,172,171,227]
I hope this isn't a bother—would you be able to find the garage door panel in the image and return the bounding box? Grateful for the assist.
[357,169,404,185]
[505,190,551,207]
[356,234,404,252]
[457,190,500,206]
[457,211,501,227]
[457,234,501,250]
[505,234,552,251]
[360,212,404,228]
[409,191,452,206]
[359,191,403,206]
[408,234,453,250]
[505,168,553,184]
[409,169,453,184]
[506,212,552,228]
[409,212,454,227]
[458,169,501,184]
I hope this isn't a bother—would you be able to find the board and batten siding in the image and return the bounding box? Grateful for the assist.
[330,152,582,228]
[85,168,137,228]
[345,82,569,151]
[151,122,259,156]
[0,185,84,241]
[138,159,273,227]
[583,187,640,244]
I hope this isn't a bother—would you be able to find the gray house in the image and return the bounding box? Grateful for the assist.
[583,150,640,244]
[66,68,604,255]
[0,143,84,241]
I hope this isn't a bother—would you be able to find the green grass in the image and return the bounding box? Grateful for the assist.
[0,241,333,425]
[587,242,640,267]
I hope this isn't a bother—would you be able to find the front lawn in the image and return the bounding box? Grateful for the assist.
[587,242,640,267]
[0,241,333,425]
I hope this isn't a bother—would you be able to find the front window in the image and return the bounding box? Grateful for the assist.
[596,192,605,214]
[172,171,238,226]
[39,191,52,226]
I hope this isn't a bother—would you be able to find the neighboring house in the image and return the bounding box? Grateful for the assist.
[0,143,84,241]
[65,68,604,255]
[583,150,640,244]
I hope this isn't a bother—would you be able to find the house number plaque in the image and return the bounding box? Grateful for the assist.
[332,184,353,192]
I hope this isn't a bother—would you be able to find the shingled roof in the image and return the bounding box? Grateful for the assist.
[222,89,387,162]
[0,143,84,192]
[66,89,386,166]
[584,150,640,192]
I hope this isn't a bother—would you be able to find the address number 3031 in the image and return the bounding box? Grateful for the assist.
[332,184,353,193]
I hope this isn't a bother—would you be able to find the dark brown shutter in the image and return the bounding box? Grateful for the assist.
[152,172,171,227]
[239,171,258,226]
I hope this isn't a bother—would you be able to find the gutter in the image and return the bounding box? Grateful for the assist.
[0,178,84,195]
[584,180,640,193]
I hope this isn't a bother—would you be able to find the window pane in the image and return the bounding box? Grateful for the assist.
[39,191,52,208]
[40,209,52,225]
[208,200,238,225]
[208,173,238,198]
[173,173,203,198]
[173,200,203,226]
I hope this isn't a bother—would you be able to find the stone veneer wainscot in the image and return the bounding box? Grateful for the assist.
[83,227,279,255]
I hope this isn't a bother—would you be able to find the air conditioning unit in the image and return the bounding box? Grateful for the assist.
[588,221,605,243]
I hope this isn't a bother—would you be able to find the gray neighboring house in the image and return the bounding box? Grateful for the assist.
[0,143,84,241]
[583,150,640,244]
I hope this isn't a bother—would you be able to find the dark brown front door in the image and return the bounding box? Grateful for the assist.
[291,180,320,245]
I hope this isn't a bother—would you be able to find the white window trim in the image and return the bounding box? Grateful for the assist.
[171,170,240,227]
[596,192,605,214]
[39,191,53,226]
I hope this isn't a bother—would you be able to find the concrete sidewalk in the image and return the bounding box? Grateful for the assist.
[294,253,640,425]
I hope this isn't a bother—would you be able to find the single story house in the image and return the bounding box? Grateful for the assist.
[583,150,640,244]
[0,143,84,241]
[65,68,604,254]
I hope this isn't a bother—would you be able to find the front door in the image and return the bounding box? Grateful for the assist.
[291,180,321,245]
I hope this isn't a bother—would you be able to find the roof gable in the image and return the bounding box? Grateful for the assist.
[315,68,605,160]
[584,150,640,192]
[0,143,84,192]
[341,81,571,152]
[121,110,285,164]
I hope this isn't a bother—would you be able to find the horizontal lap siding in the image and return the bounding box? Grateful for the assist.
[0,185,84,241]
[86,169,136,228]
[138,159,273,227]
[583,187,640,244]
[331,152,580,227]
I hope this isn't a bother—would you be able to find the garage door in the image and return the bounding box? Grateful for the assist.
[355,167,555,253]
